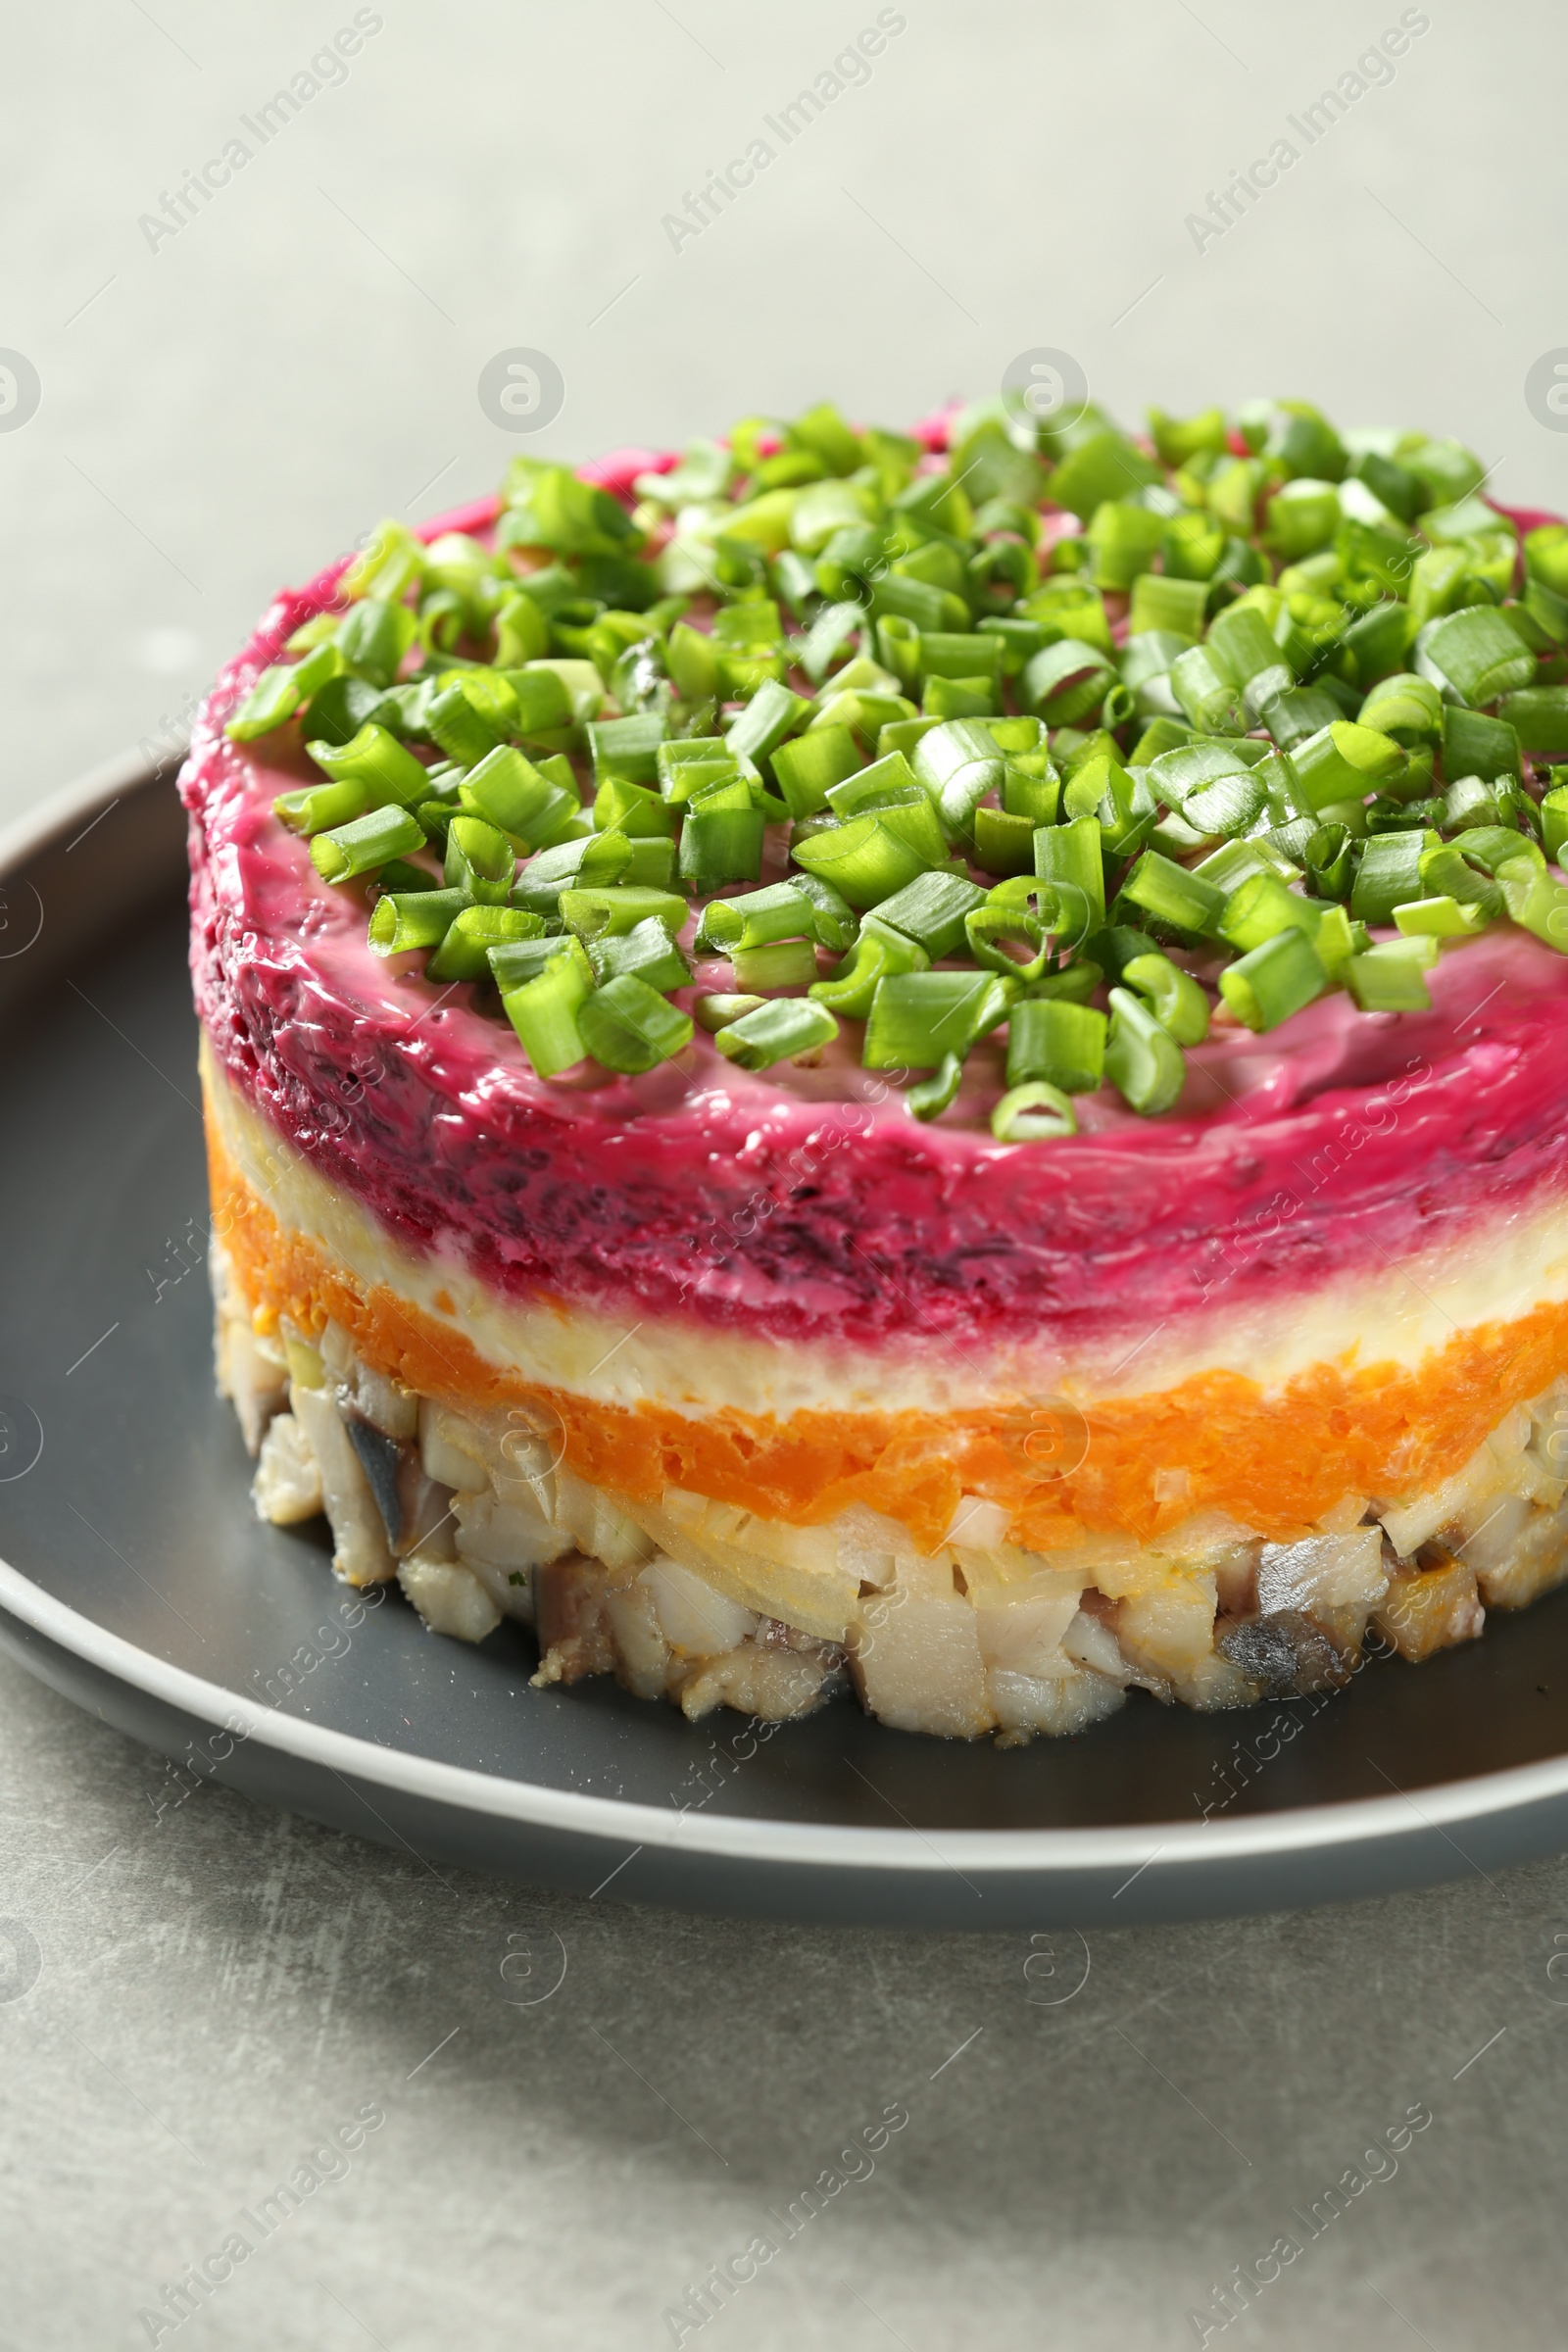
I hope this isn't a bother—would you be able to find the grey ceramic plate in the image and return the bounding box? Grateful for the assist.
[4,758,1568,1928]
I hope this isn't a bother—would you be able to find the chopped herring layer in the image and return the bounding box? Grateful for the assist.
[215,1229,1568,1741]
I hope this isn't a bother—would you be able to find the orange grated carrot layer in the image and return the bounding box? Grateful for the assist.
[209,1123,1568,1558]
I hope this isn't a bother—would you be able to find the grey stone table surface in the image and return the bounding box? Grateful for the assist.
[4,2,1568,2343]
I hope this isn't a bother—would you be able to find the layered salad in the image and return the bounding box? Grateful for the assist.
[185,395,1568,1741]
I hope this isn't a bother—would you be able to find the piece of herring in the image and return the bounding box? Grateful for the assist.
[344,1411,406,1548]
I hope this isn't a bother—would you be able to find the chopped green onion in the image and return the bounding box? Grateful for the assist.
[730,938,819,991]
[1440,824,1544,878]
[696,882,814,954]
[871,870,989,959]
[1218,869,1324,954]
[374,858,442,896]
[311,804,425,884]
[770,725,862,819]
[444,814,515,906]
[591,774,674,840]
[862,971,1010,1071]
[911,719,1005,839]
[1006,999,1107,1093]
[498,939,594,1076]
[906,1053,964,1122]
[1497,856,1568,952]
[511,831,634,914]
[589,915,692,992]
[713,997,839,1071]
[1394,896,1487,940]
[577,974,694,1074]
[500,665,579,738]
[1540,783,1568,868]
[228,663,309,740]
[1421,607,1536,706]
[368,887,469,956]
[558,884,687,942]
[621,835,678,890]
[1419,840,1504,916]
[1218,928,1327,1031]
[679,781,765,892]
[726,677,811,769]
[306,722,431,809]
[1289,720,1405,812]
[973,807,1038,875]
[427,904,547,984]
[963,898,1056,983]
[426,679,514,768]
[1168,644,1248,736]
[1119,849,1223,937]
[990,1081,1078,1142]
[1103,986,1186,1113]
[462,744,581,850]
[1021,638,1115,726]
[1350,831,1438,927]
[1121,952,1210,1045]
[1033,813,1105,941]
[1443,707,1522,784]
[826,749,921,820]
[335,597,417,689]
[1346,936,1439,1010]
[1127,572,1207,640]
[808,926,929,1018]
[785,869,858,953]
[587,711,666,786]
[1499,687,1568,756]
[272,778,370,837]
[694,993,765,1031]
[792,812,934,909]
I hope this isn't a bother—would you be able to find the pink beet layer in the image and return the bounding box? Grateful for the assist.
[183,480,1568,1358]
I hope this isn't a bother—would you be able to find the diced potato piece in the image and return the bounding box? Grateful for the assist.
[252,1411,322,1526]
[1116,1576,1217,1681]
[1373,1556,1484,1661]
[398,1553,502,1643]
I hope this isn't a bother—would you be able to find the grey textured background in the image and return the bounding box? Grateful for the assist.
[4,2,1568,2345]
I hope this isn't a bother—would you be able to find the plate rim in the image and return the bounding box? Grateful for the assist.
[5,1552,1568,1881]
[7,754,1568,1893]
